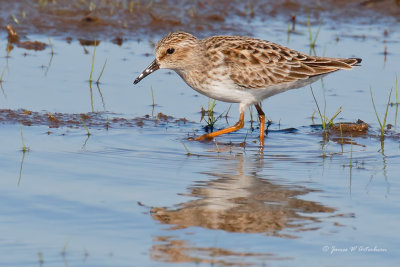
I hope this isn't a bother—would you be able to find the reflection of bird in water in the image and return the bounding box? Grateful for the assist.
[151,157,336,237]
[149,156,341,265]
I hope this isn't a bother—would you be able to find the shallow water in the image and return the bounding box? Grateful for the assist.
[1,2,400,266]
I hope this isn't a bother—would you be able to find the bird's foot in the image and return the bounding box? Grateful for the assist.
[189,134,214,142]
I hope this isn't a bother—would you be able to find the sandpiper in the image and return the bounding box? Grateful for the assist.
[134,32,361,146]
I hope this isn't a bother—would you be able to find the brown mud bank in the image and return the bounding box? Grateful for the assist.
[0,0,399,41]
[0,109,189,130]
[2,109,389,144]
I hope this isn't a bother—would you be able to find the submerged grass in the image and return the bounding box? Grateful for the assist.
[61,240,69,257]
[370,87,392,139]
[180,140,191,156]
[38,251,44,267]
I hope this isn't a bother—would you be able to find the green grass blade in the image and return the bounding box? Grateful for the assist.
[89,40,97,82]
[150,86,155,106]
[180,140,191,156]
[313,22,322,45]
[328,106,343,126]
[382,88,393,136]
[79,115,91,136]
[47,36,54,55]
[370,87,383,129]
[306,14,313,47]
[396,74,398,104]
[395,74,399,128]
[96,59,107,84]
[310,86,325,130]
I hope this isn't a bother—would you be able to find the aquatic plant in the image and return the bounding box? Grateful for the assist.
[201,98,217,130]
[89,40,97,83]
[48,36,54,55]
[310,86,342,132]
[306,14,322,50]
[38,251,44,267]
[88,40,107,85]
[150,86,156,107]
[96,59,107,84]
[20,125,30,152]
[396,74,399,105]
[370,87,392,140]
[180,140,191,156]
[395,74,399,128]
[79,115,91,136]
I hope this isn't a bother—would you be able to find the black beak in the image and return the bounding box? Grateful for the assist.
[133,59,159,84]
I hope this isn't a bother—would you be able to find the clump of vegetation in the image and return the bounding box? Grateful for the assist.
[200,99,234,133]
[200,98,217,131]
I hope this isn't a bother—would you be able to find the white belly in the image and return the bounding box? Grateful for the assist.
[177,69,324,109]
[180,71,259,105]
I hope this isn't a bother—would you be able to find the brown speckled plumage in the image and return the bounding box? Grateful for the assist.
[134,32,361,146]
[202,35,359,89]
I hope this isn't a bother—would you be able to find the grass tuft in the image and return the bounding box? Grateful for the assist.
[310,86,342,132]
[370,86,392,139]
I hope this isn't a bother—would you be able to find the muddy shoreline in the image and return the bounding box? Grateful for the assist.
[1,0,399,42]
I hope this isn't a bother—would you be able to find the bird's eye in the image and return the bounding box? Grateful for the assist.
[166,48,175,54]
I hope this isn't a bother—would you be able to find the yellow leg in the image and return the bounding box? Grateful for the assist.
[196,112,245,141]
[255,104,265,147]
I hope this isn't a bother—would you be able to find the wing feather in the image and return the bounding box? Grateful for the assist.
[203,36,361,89]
